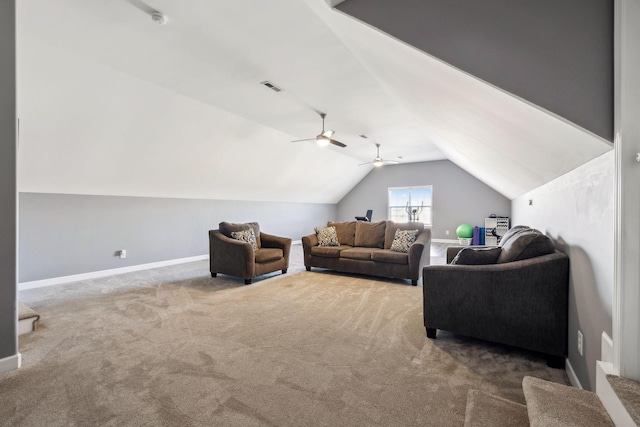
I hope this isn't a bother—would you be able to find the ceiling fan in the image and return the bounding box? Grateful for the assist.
[291,113,346,148]
[359,143,399,167]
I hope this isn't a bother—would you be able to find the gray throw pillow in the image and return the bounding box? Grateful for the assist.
[450,247,502,265]
[315,226,340,247]
[497,231,555,263]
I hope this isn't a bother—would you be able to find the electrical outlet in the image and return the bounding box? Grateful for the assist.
[119,249,127,259]
[445,230,450,235]
[577,330,584,356]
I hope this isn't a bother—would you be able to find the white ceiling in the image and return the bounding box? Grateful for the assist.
[16,0,611,202]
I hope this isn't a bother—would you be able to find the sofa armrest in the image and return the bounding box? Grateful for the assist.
[405,229,431,283]
[260,232,292,259]
[422,251,569,356]
[302,233,318,267]
[209,230,255,278]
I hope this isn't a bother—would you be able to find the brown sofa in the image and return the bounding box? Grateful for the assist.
[302,220,431,285]
[209,222,291,284]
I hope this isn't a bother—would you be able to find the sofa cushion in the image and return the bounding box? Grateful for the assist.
[341,247,381,261]
[310,245,347,258]
[499,225,533,247]
[390,229,419,253]
[354,221,386,248]
[231,229,258,250]
[371,250,409,265]
[384,221,423,249]
[327,221,356,246]
[315,226,339,247]
[450,247,502,265]
[220,221,261,248]
[255,248,283,263]
[497,230,556,263]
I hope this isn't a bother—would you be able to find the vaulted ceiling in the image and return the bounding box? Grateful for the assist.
[16,0,612,202]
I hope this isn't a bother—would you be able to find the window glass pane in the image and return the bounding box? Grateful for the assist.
[388,185,432,225]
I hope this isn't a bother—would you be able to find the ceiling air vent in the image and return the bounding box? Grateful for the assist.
[359,134,369,139]
[260,81,283,92]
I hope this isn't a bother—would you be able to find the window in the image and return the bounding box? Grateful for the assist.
[388,186,432,225]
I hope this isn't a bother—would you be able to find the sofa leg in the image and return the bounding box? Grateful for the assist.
[282,269,287,274]
[305,266,311,271]
[426,328,437,339]
[245,279,252,285]
[211,272,217,278]
[411,279,417,286]
[546,355,565,369]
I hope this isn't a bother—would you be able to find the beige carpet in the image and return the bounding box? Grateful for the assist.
[4,262,569,426]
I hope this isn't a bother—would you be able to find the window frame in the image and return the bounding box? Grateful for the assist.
[387,185,433,225]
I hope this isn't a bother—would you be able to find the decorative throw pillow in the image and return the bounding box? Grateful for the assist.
[390,229,419,253]
[315,226,340,247]
[231,229,258,250]
[450,247,502,265]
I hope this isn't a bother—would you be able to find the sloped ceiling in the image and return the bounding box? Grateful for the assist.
[16,0,612,202]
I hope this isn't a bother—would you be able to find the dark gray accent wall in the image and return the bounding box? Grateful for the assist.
[19,193,336,282]
[337,0,614,141]
[0,0,17,360]
[337,160,510,239]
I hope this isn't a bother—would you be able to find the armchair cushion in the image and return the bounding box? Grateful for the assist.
[219,221,261,248]
[450,247,502,265]
[255,248,284,263]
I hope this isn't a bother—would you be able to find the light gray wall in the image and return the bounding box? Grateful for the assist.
[337,0,614,141]
[19,193,335,282]
[337,160,510,239]
[512,151,614,390]
[0,0,17,361]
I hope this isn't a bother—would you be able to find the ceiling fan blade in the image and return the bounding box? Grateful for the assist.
[358,161,372,166]
[384,160,400,164]
[291,138,315,143]
[329,139,347,148]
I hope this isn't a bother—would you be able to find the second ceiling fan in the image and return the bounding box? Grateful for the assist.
[291,113,346,148]
[360,143,399,167]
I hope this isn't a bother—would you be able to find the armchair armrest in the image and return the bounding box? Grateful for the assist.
[260,232,292,259]
[209,230,255,278]
[301,233,318,267]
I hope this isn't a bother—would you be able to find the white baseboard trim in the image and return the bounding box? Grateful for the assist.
[596,360,636,427]
[19,254,209,291]
[292,240,302,245]
[432,238,459,244]
[0,353,21,373]
[565,358,583,389]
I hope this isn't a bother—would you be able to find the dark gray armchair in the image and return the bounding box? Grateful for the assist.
[209,222,291,284]
[422,227,569,367]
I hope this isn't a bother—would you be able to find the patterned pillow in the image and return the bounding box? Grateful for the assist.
[231,229,258,250]
[390,229,419,253]
[314,226,340,247]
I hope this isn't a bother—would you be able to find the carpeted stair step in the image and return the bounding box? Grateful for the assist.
[18,302,40,335]
[464,389,529,427]
[523,376,614,426]
[607,374,640,425]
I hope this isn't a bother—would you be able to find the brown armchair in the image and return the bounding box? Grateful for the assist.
[209,222,291,284]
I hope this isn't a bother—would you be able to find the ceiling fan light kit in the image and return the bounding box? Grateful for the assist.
[291,113,346,148]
